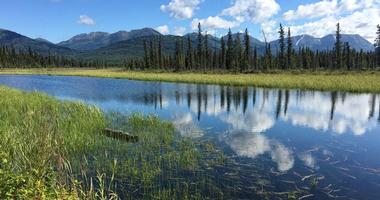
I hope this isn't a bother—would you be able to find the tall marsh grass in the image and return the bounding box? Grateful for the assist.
[0,87,105,199]
[0,87,228,199]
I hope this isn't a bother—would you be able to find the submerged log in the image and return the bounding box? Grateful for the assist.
[104,128,139,143]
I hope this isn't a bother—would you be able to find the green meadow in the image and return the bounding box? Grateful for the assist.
[1,68,380,93]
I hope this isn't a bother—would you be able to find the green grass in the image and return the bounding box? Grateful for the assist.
[0,86,104,199]
[1,68,380,93]
[0,86,229,199]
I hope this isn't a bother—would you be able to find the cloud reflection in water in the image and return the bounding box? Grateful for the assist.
[224,131,294,172]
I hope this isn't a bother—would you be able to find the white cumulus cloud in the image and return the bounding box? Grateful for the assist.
[283,0,338,21]
[174,26,187,36]
[77,15,96,25]
[191,16,240,33]
[282,0,380,41]
[156,25,170,34]
[160,0,202,19]
[288,7,380,42]
[221,0,280,23]
[283,0,375,21]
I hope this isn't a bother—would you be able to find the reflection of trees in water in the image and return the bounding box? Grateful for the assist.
[242,87,248,114]
[330,92,337,120]
[187,85,192,109]
[252,88,257,108]
[276,90,282,120]
[220,86,225,109]
[107,82,379,135]
[284,90,289,116]
[369,94,376,119]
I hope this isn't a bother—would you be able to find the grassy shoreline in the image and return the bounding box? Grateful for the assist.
[1,68,380,93]
[0,86,229,199]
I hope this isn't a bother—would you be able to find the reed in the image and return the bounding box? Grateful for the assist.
[0,86,104,199]
[0,87,228,199]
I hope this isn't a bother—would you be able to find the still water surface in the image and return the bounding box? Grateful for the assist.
[1,75,380,199]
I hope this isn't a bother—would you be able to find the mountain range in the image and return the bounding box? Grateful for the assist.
[0,28,375,64]
[0,29,74,55]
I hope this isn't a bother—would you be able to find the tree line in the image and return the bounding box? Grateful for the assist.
[0,47,109,68]
[130,23,380,72]
[1,23,379,71]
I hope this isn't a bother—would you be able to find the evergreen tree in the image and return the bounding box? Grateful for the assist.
[287,27,293,69]
[226,28,234,71]
[375,24,380,68]
[244,28,251,71]
[186,36,194,70]
[253,47,258,70]
[278,23,286,70]
[220,37,226,70]
[264,43,272,70]
[204,32,209,70]
[158,37,163,69]
[344,42,352,70]
[149,40,154,68]
[234,32,243,72]
[174,40,181,71]
[334,23,342,69]
[197,23,203,69]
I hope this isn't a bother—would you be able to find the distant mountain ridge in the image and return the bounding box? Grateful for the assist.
[270,34,374,52]
[0,27,375,65]
[0,29,74,55]
[57,28,161,51]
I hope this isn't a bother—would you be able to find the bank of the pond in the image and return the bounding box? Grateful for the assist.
[0,86,230,199]
[1,68,380,93]
[0,86,106,199]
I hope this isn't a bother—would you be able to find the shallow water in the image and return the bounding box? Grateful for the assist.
[1,74,380,199]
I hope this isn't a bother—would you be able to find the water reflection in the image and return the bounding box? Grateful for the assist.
[1,75,380,199]
[224,131,294,172]
[172,112,204,138]
[1,75,379,136]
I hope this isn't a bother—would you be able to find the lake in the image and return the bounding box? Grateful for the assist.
[1,74,380,199]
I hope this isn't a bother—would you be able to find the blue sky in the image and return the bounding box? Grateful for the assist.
[0,0,379,43]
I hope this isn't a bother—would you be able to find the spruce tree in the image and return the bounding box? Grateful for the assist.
[204,32,209,70]
[149,40,154,69]
[334,23,342,70]
[265,43,272,70]
[175,40,181,71]
[197,23,203,69]
[344,42,351,70]
[244,28,251,71]
[158,37,163,69]
[234,32,243,72]
[186,36,194,70]
[287,27,293,69]
[375,24,380,68]
[278,23,286,70]
[220,37,226,70]
[143,40,149,69]
[226,28,234,71]
[253,47,258,70]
